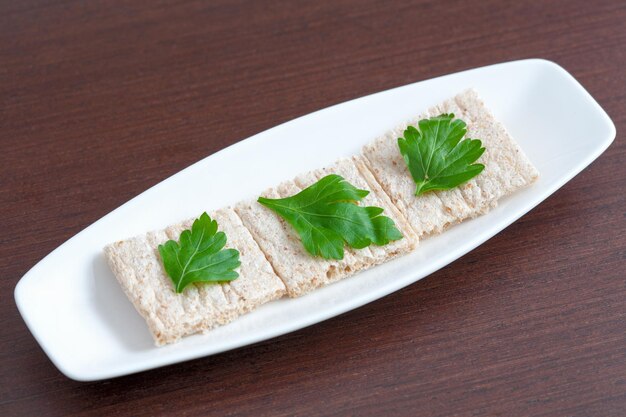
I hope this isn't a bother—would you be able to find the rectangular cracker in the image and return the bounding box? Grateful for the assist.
[235,158,417,298]
[104,208,286,346]
[295,157,418,265]
[235,188,333,298]
[453,89,539,201]
[361,89,538,237]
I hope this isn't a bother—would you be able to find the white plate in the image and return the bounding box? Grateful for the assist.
[14,59,615,381]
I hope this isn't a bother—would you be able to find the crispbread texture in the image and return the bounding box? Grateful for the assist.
[362,89,539,237]
[235,158,417,297]
[104,208,286,346]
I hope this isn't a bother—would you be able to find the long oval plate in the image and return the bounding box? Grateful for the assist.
[14,59,616,381]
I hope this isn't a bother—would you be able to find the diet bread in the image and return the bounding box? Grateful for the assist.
[361,89,539,237]
[295,157,418,266]
[235,187,333,298]
[104,208,286,346]
[235,157,417,297]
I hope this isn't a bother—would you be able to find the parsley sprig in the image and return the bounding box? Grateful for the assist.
[258,175,403,260]
[158,212,240,293]
[397,114,485,195]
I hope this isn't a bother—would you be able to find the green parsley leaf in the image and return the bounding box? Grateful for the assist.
[397,113,485,196]
[158,212,240,293]
[258,174,403,260]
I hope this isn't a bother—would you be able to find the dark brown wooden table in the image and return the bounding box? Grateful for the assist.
[2,0,624,415]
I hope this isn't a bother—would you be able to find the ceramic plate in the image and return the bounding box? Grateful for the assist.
[14,59,615,381]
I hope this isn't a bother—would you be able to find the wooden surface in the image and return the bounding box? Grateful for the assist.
[1,0,624,415]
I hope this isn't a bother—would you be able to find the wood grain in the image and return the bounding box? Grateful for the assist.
[1,0,624,415]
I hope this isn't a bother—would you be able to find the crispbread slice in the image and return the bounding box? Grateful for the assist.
[294,157,418,264]
[104,208,285,346]
[214,209,286,313]
[275,179,363,285]
[361,112,461,236]
[235,188,333,298]
[236,158,418,298]
[362,89,538,237]
[453,89,539,197]
[165,209,286,316]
